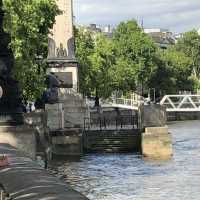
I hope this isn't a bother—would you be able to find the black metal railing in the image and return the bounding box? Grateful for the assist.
[84,115,138,131]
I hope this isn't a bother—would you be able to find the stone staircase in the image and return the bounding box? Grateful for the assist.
[83,130,141,153]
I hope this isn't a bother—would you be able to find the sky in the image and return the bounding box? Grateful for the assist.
[73,0,200,33]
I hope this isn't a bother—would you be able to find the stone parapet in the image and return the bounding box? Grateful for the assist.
[0,144,88,200]
[0,125,36,159]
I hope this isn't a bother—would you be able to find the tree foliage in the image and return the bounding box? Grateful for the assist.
[3,0,59,100]
[75,27,94,96]
[76,22,200,100]
[112,20,157,94]
[75,29,115,99]
[148,48,193,95]
[88,34,115,99]
[175,30,200,89]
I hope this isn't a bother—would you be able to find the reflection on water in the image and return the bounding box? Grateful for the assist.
[50,121,200,200]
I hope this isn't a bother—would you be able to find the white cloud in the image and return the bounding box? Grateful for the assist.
[73,0,200,33]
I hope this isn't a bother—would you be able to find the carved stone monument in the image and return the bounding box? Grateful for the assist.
[46,0,89,156]
[0,0,23,124]
[47,0,78,92]
[46,0,88,129]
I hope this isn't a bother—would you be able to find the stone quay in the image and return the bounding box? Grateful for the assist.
[0,144,89,200]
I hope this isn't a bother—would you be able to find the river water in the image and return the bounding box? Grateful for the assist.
[50,120,200,200]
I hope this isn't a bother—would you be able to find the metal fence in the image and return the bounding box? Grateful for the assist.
[84,115,138,131]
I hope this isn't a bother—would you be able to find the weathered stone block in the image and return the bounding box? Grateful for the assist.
[139,104,167,128]
[52,136,80,145]
[24,110,45,125]
[142,126,173,159]
[145,126,168,135]
[45,103,64,130]
[0,125,36,159]
[52,134,83,156]
[64,113,85,128]
[58,88,84,102]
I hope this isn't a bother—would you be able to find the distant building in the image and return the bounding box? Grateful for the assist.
[144,28,169,34]
[102,25,114,38]
[77,24,114,39]
[174,33,184,42]
[144,28,176,49]
[88,24,102,33]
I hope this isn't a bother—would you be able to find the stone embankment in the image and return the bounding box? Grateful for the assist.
[0,144,88,200]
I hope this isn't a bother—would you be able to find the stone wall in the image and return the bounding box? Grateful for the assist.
[51,129,83,156]
[0,144,88,200]
[0,125,36,159]
[139,104,167,129]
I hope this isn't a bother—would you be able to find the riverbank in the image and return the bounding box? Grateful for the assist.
[49,120,200,200]
[0,143,88,200]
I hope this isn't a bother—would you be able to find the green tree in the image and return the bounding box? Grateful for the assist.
[175,30,200,89]
[148,48,193,95]
[75,27,94,96]
[75,28,115,103]
[112,20,157,95]
[88,34,115,103]
[3,0,59,100]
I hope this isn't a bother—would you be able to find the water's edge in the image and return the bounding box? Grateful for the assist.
[50,120,200,200]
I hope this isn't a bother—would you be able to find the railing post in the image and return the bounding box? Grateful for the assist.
[99,117,102,131]
[103,116,106,129]
[115,116,118,130]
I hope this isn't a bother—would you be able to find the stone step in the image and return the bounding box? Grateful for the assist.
[85,135,138,139]
[88,138,136,142]
[91,138,134,144]
[89,147,135,153]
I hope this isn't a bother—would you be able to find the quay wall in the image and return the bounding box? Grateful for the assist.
[167,111,200,121]
[0,144,88,200]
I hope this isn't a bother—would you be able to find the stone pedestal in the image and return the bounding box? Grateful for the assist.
[142,126,173,159]
[47,61,78,92]
[45,103,64,130]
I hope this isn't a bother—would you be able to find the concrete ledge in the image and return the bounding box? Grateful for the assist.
[0,144,88,200]
[145,126,168,134]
